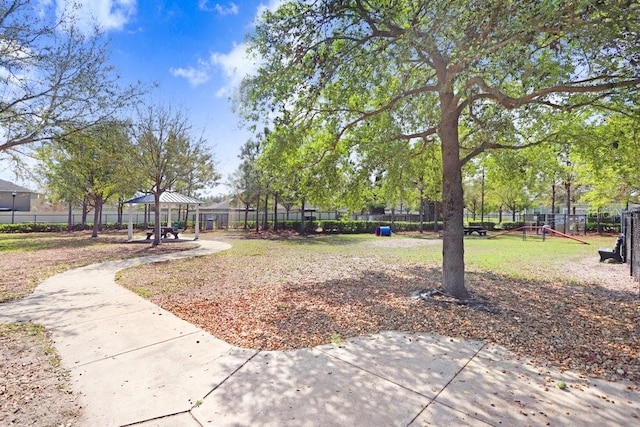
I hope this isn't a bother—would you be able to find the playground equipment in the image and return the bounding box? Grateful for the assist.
[487,225,590,245]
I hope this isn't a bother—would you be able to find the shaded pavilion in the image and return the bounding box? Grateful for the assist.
[124,191,204,241]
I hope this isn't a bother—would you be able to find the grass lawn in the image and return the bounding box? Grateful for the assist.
[0,231,199,302]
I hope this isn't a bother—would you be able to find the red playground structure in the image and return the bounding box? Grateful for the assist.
[487,225,590,245]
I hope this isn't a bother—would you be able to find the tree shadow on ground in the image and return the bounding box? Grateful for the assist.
[162,263,640,383]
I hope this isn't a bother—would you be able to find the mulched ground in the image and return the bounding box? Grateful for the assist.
[0,234,199,302]
[1,231,637,427]
[116,235,640,384]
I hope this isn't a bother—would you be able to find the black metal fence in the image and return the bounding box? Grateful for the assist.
[624,209,640,282]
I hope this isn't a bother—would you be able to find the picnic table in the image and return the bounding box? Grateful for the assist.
[464,226,487,236]
[146,227,179,240]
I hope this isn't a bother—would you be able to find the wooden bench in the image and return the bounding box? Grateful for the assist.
[464,226,487,236]
[146,227,179,240]
[598,234,624,263]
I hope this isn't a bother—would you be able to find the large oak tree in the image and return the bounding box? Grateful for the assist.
[240,0,640,298]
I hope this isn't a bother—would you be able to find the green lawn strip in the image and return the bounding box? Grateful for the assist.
[464,234,614,279]
[118,232,611,301]
[0,232,120,253]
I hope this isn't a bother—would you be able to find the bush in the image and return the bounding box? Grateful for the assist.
[314,220,441,234]
[277,220,319,234]
[467,221,497,231]
[495,221,525,230]
[0,223,68,233]
[0,222,141,234]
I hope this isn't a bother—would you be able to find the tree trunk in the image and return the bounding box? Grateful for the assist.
[273,193,278,232]
[97,201,103,230]
[391,207,395,228]
[244,204,249,229]
[300,197,306,235]
[184,205,190,225]
[91,197,101,238]
[153,194,161,246]
[67,203,73,232]
[263,192,269,230]
[439,105,468,299]
[117,200,124,229]
[82,198,89,227]
[419,188,424,233]
[255,192,260,233]
[434,201,439,232]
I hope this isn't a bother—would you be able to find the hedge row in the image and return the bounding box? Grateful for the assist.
[2,219,620,235]
[0,222,142,233]
[0,223,71,233]
[231,220,444,234]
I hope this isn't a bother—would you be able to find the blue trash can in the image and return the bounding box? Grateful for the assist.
[375,226,392,237]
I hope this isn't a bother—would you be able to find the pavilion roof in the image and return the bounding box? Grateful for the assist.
[124,191,203,205]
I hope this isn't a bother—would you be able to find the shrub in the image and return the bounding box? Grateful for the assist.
[496,221,525,230]
[467,221,497,231]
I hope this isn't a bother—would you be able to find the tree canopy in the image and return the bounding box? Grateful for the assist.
[240,0,640,298]
[132,105,217,246]
[37,121,136,237]
[0,0,142,158]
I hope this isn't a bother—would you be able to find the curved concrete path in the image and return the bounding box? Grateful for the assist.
[1,238,638,426]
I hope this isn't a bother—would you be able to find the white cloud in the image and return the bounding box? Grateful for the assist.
[36,0,53,18]
[170,42,258,94]
[172,2,283,95]
[56,0,136,35]
[169,65,211,87]
[206,2,288,96]
[198,1,239,16]
[209,43,259,97]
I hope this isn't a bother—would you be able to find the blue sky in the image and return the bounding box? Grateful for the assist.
[86,0,279,196]
[7,0,282,196]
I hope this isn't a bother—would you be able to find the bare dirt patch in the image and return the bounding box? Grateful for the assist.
[118,234,640,385]
[0,323,80,426]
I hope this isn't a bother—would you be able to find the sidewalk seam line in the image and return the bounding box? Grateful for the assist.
[317,347,431,399]
[199,350,261,402]
[406,342,491,426]
[120,409,198,427]
[72,330,202,368]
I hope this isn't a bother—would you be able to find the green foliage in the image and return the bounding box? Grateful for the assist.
[467,221,497,231]
[37,120,139,238]
[0,222,137,234]
[0,223,69,233]
[496,221,525,230]
[241,0,640,297]
[277,220,319,234]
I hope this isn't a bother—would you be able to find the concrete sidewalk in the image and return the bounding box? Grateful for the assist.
[1,239,638,426]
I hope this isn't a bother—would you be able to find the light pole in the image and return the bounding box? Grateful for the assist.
[11,191,16,224]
